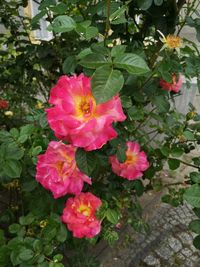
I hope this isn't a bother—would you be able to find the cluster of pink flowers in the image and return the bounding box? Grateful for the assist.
[36,73,150,238]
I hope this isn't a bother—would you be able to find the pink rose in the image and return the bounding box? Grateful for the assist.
[159,74,182,93]
[36,141,91,198]
[46,74,126,151]
[109,141,149,180]
[61,192,102,238]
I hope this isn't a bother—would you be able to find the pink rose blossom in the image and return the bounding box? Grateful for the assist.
[46,74,126,151]
[159,74,182,93]
[61,192,102,238]
[36,141,91,198]
[109,141,149,180]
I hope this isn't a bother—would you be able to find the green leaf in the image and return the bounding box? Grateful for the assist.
[19,249,34,261]
[3,160,22,178]
[154,0,163,6]
[127,106,144,120]
[193,235,200,249]
[152,95,170,113]
[20,124,35,136]
[91,66,124,104]
[134,180,144,196]
[168,158,180,170]
[171,147,184,157]
[77,48,92,59]
[113,53,149,75]
[75,148,96,176]
[109,5,127,22]
[79,53,109,69]
[10,128,19,139]
[85,26,98,40]
[18,134,28,144]
[137,0,153,10]
[31,10,46,26]
[56,224,67,243]
[19,214,34,226]
[184,184,200,208]
[116,144,127,163]
[53,254,63,262]
[62,56,77,74]
[9,224,21,234]
[183,130,195,140]
[2,143,24,160]
[47,15,76,33]
[189,220,200,234]
[190,172,200,184]
[32,146,42,157]
[160,146,170,157]
[111,45,126,58]
[106,209,120,224]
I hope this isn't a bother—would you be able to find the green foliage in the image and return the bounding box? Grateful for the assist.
[1,0,200,264]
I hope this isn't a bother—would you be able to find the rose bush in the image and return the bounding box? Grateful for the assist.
[1,0,200,266]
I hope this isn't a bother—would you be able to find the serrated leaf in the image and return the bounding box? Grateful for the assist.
[189,220,200,234]
[193,235,200,249]
[111,45,126,58]
[152,95,170,113]
[183,130,195,140]
[190,172,200,184]
[154,0,163,6]
[47,15,76,33]
[19,249,34,261]
[184,184,200,208]
[113,53,149,75]
[62,56,77,74]
[116,143,127,163]
[168,158,180,170]
[3,160,22,178]
[79,53,109,69]
[75,148,96,176]
[91,66,124,104]
[106,209,119,224]
[137,0,153,10]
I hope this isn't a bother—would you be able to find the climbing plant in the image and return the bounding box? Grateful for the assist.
[1,0,200,266]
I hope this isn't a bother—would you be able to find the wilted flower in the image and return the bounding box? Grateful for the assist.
[61,192,102,238]
[36,141,91,198]
[159,74,182,93]
[0,99,9,109]
[109,141,149,180]
[46,74,126,151]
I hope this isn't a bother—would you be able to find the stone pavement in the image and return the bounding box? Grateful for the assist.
[95,152,200,267]
[97,199,200,267]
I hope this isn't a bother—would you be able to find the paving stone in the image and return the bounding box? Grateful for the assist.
[143,254,161,266]
[181,248,193,257]
[168,237,182,252]
[178,232,193,245]
[155,245,174,260]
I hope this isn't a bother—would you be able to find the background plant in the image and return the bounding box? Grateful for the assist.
[1,0,200,266]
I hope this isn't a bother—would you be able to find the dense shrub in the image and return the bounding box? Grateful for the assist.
[1,0,200,266]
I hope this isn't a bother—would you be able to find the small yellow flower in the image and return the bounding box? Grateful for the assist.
[164,35,182,49]
[157,30,182,50]
[4,110,13,117]
[39,220,48,228]
[35,101,44,109]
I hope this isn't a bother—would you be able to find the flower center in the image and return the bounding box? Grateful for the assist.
[80,101,90,115]
[125,153,138,165]
[55,161,65,175]
[77,204,91,217]
[165,35,182,49]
